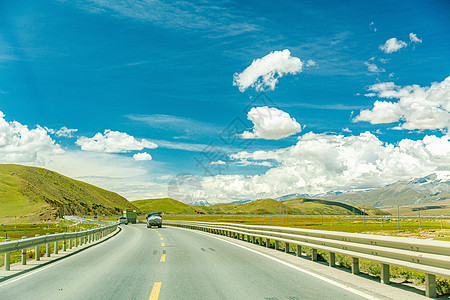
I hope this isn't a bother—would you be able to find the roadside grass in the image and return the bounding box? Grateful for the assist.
[0,219,98,268]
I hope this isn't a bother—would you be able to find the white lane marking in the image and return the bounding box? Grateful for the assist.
[171,226,379,300]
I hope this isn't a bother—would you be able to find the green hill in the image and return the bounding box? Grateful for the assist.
[131,197,388,216]
[195,203,238,214]
[226,199,291,215]
[282,198,387,215]
[133,198,206,214]
[0,164,136,220]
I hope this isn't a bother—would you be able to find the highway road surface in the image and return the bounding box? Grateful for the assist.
[0,224,370,299]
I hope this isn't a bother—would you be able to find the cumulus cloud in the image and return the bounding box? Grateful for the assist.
[133,152,152,161]
[241,106,302,140]
[233,49,304,92]
[0,111,63,163]
[56,126,78,138]
[354,77,450,130]
[76,130,158,153]
[409,32,422,43]
[379,38,407,53]
[200,132,450,202]
[364,62,385,74]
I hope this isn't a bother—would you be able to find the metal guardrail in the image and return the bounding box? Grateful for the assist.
[165,220,450,298]
[0,223,118,272]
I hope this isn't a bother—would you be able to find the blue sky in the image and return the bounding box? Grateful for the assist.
[1,0,449,202]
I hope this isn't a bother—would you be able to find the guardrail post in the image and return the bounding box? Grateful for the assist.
[4,239,10,271]
[352,257,360,274]
[285,243,290,253]
[275,240,279,250]
[35,234,40,261]
[311,249,318,261]
[425,274,436,298]
[46,233,51,257]
[54,239,59,254]
[68,234,72,249]
[329,252,335,267]
[74,233,78,247]
[21,236,27,265]
[381,264,390,284]
[63,238,67,251]
[266,239,270,248]
[297,245,302,257]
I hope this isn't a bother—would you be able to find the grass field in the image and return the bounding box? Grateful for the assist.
[384,198,450,216]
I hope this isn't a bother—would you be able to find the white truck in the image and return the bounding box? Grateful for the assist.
[146,212,162,228]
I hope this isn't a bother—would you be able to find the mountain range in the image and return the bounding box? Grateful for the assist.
[320,173,450,208]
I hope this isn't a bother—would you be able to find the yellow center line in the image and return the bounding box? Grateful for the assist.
[158,234,161,236]
[149,282,162,300]
[160,237,163,240]
[160,254,166,262]
[155,231,158,233]
[161,243,165,247]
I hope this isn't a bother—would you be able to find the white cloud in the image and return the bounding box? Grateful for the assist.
[364,62,385,73]
[76,129,158,153]
[354,77,450,130]
[56,126,78,138]
[305,59,317,67]
[0,111,63,163]
[354,100,402,124]
[409,32,422,43]
[199,132,450,202]
[210,160,226,165]
[379,38,407,53]
[241,106,302,140]
[233,49,304,92]
[133,152,152,161]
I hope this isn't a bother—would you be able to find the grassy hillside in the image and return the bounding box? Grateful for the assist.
[133,198,206,214]
[384,198,450,216]
[284,198,362,215]
[132,197,388,216]
[227,198,292,215]
[196,203,238,214]
[0,164,136,220]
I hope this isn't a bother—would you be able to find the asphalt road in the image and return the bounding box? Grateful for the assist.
[0,224,364,300]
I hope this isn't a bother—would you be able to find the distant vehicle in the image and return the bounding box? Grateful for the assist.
[123,209,137,224]
[118,216,128,225]
[146,212,162,228]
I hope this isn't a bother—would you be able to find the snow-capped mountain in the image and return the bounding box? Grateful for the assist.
[322,173,450,207]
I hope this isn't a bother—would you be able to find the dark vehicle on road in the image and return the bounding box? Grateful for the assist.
[118,216,128,225]
[146,212,162,228]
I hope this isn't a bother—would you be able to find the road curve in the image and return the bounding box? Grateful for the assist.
[0,224,363,300]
